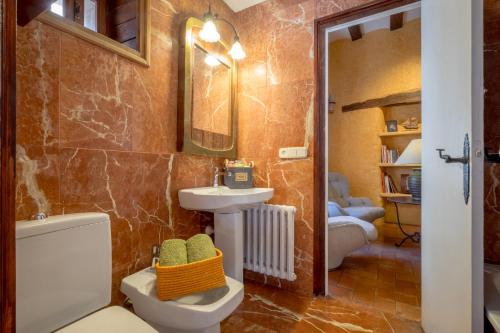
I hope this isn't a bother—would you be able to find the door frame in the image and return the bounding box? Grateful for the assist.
[313,0,421,295]
[1,0,17,332]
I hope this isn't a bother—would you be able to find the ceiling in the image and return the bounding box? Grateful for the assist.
[329,7,420,42]
[222,0,267,12]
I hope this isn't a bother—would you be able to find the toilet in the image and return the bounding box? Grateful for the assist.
[16,212,244,333]
[16,213,158,333]
[121,267,244,333]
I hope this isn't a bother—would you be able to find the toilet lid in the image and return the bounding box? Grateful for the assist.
[56,306,158,333]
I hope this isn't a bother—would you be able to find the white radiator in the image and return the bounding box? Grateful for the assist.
[242,204,297,281]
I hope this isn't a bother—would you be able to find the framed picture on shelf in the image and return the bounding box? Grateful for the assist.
[386,120,398,132]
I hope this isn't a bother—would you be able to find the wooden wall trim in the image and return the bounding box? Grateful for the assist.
[313,0,420,295]
[1,0,17,331]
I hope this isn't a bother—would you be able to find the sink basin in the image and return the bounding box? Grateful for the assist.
[178,186,274,282]
[178,186,274,213]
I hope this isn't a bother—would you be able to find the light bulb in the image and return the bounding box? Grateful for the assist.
[204,54,220,67]
[199,20,220,43]
[229,40,246,60]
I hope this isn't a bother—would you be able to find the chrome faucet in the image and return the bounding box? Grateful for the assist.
[213,167,225,188]
[151,244,160,268]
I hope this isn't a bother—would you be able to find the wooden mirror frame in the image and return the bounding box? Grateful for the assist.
[36,0,151,66]
[177,17,237,159]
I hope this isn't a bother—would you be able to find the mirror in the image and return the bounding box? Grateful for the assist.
[36,0,150,66]
[178,17,237,158]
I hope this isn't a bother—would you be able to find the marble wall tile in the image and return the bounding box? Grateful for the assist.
[243,158,314,295]
[315,0,371,18]
[16,22,60,147]
[16,144,61,219]
[21,0,489,303]
[59,36,134,151]
[485,164,500,263]
[484,0,500,264]
[59,148,175,301]
[235,0,372,296]
[16,0,235,304]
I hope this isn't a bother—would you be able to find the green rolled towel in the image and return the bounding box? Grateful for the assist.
[186,234,216,263]
[159,239,188,266]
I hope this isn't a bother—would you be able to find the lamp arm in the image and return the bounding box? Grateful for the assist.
[214,17,240,39]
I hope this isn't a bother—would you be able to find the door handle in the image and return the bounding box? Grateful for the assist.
[436,134,470,204]
[436,149,469,164]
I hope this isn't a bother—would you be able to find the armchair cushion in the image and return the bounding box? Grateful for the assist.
[344,206,385,222]
[328,201,348,217]
[328,187,348,208]
[346,197,374,207]
[328,172,351,200]
[328,172,385,222]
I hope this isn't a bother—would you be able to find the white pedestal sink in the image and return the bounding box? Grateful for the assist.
[178,186,273,282]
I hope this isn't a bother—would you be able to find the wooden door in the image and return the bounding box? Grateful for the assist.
[1,0,16,332]
[421,0,484,332]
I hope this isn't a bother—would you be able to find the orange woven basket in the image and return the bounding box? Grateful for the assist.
[155,248,226,301]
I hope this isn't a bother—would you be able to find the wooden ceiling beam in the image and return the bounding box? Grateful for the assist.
[342,90,421,112]
[390,13,404,31]
[348,24,362,41]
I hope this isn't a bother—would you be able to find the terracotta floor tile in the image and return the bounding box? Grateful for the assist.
[355,276,378,289]
[396,271,418,283]
[395,280,418,296]
[378,268,396,284]
[377,287,397,301]
[396,293,419,306]
[338,273,358,290]
[396,302,421,322]
[329,285,353,301]
[376,279,396,290]
[352,287,376,304]
[373,296,397,315]
[328,269,343,284]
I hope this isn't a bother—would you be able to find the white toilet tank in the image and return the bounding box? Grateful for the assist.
[16,213,112,333]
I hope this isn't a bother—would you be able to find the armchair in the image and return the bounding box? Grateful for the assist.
[327,172,385,222]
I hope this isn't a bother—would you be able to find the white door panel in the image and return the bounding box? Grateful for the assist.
[421,0,483,332]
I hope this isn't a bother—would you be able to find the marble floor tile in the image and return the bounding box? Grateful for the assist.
[222,224,422,333]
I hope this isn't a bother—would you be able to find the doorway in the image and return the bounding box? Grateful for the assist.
[313,0,484,332]
[325,1,422,323]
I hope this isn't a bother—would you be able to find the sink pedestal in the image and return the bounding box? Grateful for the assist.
[178,186,274,284]
[214,212,244,282]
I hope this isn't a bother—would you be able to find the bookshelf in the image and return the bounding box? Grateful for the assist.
[379,129,421,137]
[380,193,412,198]
[379,163,421,168]
[379,101,421,225]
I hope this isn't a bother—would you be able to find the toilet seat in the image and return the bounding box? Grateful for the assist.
[57,306,158,333]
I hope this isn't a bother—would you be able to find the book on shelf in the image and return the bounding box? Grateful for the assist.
[381,172,399,193]
[380,145,400,164]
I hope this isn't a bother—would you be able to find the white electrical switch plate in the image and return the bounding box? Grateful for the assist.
[279,147,308,159]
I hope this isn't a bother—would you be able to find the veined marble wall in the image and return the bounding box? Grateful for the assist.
[234,0,373,295]
[17,0,384,301]
[484,0,500,264]
[15,0,234,303]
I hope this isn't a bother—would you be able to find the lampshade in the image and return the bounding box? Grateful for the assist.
[395,139,421,165]
[228,40,246,60]
[199,20,220,43]
[204,54,220,67]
